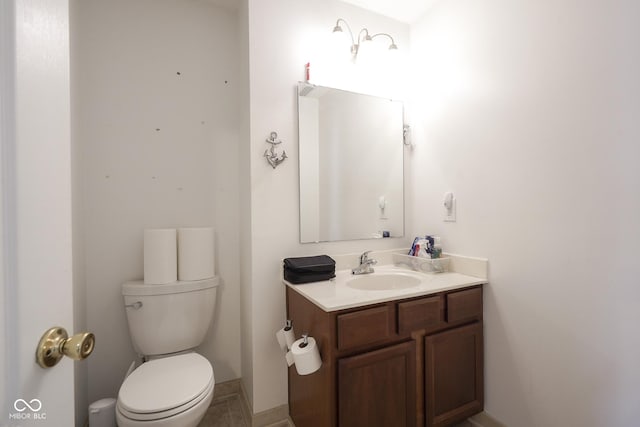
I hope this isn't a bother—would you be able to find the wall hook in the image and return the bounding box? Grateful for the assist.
[264,131,287,169]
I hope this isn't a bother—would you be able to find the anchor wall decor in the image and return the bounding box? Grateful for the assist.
[264,131,287,169]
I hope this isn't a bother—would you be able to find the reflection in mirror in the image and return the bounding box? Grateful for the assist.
[298,82,404,243]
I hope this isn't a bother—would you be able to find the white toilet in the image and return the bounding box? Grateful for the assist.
[116,278,220,427]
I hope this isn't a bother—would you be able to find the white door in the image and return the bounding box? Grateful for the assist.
[1,0,78,425]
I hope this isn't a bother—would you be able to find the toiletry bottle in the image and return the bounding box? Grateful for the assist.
[432,236,442,258]
[425,235,435,258]
[409,237,420,256]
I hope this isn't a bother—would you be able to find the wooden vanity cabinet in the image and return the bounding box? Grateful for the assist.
[286,285,483,427]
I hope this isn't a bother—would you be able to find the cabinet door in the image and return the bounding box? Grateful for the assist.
[425,322,483,427]
[339,341,416,427]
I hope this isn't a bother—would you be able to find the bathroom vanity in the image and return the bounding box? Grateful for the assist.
[285,263,486,427]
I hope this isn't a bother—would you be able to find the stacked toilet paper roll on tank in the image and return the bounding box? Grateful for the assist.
[144,227,215,284]
[177,227,215,281]
[144,229,178,284]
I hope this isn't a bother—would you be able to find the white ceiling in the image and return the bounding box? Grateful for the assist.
[340,0,437,24]
[206,0,436,24]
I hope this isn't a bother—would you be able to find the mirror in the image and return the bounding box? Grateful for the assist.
[297,82,404,243]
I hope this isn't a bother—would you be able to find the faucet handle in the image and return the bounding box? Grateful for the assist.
[360,250,372,263]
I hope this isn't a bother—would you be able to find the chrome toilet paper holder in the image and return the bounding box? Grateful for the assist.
[300,333,309,348]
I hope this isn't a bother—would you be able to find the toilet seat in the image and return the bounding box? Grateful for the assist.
[117,353,214,422]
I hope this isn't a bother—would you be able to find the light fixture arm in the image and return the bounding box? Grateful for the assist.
[334,19,356,53]
[357,28,371,43]
[370,32,398,49]
[354,28,373,55]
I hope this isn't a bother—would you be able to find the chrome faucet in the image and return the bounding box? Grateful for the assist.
[352,251,377,275]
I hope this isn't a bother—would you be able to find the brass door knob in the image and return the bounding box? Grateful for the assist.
[36,327,95,368]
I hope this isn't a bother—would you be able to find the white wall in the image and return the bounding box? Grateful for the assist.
[245,0,410,413]
[76,0,242,403]
[409,0,640,425]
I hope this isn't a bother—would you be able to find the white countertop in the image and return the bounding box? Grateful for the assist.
[284,264,487,312]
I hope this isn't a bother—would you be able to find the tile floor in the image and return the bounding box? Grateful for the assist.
[196,381,471,427]
[197,392,471,427]
[196,387,291,427]
[198,398,471,427]
[197,393,250,427]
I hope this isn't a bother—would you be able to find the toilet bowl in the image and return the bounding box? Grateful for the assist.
[117,278,220,427]
[116,353,214,427]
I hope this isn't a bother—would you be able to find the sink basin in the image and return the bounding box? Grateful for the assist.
[347,273,421,291]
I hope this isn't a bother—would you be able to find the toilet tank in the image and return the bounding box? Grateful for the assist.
[122,278,219,356]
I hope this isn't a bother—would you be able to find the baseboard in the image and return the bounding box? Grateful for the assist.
[251,404,291,427]
[236,379,292,427]
[468,411,507,427]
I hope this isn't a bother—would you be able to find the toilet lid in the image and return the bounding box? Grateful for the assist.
[118,353,213,414]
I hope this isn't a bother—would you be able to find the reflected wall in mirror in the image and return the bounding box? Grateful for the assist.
[298,82,404,243]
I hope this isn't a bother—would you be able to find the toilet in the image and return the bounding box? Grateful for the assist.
[116,278,220,427]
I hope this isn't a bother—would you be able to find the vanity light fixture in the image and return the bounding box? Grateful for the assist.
[332,18,398,60]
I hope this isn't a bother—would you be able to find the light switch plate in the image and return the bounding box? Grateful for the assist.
[444,193,456,222]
